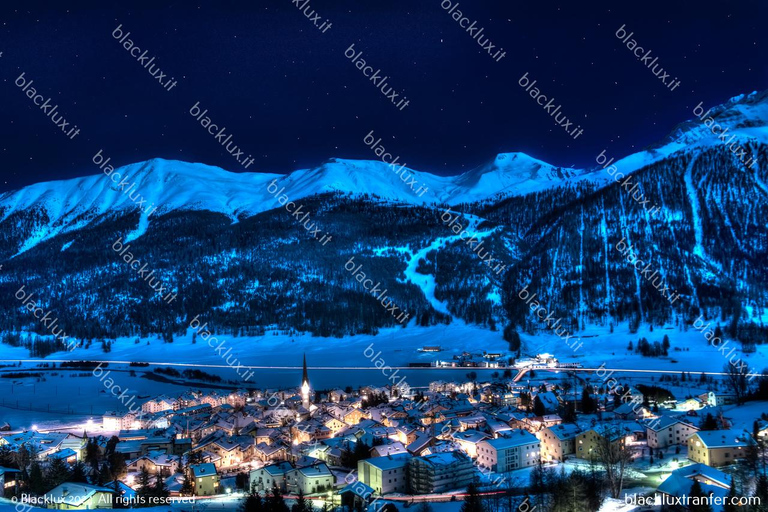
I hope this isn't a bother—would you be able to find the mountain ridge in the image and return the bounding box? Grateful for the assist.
[1,90,767,350]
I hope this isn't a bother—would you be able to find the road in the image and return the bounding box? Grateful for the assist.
[3,359,761,379]
[512,366,765,382]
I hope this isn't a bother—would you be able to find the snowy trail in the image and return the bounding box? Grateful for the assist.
[578,206,585,326]
[600,200,611,316]
[683,158,706,260]
[379,214,497,317]
[683,157,722,272]
[746,149,768,196]
[618,194,644,321]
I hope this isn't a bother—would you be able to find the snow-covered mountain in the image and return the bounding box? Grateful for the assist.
[0,151,585,254]
[1,90,767,352]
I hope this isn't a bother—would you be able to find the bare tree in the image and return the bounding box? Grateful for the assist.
[595,426,633,499]
[723,363,749,405]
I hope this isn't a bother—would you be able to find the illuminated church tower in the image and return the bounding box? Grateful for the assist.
[301,353,311,409]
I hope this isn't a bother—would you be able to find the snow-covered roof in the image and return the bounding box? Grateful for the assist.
[43,483,115,507]
[483,430,539,449]
[363,453,412,471]
[190,463,218,478]
[694,429,756,449]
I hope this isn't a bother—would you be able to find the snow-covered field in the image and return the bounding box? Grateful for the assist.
[520,320,768,375]
[2,316,765,431]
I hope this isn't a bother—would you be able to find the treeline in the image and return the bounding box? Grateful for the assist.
[0,194,511,347]
[501,142,768,347]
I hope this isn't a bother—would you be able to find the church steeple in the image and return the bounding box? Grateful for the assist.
[301,353,311,409]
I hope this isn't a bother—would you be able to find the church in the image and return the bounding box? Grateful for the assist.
[301,353,312,410]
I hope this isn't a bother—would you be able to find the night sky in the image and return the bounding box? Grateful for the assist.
[1,1,766,192]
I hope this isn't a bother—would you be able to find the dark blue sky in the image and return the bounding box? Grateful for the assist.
[1,1,766,192]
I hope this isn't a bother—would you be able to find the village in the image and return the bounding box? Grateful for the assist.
[0,353,766,511]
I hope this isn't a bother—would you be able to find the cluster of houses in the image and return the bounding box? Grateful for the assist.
[1,356,766,509]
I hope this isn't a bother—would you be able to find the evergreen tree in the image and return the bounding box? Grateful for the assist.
[180,466,194,497]
[70,461,88,483]
[85,438,101,468]
[0,445,17,469]
[45,457,72,489]
[503,326,521,352]
[135,467,153,506]
[754,474,768,512]
[152,473,170,499]
[291,490,312,512]
[107,452,127,481]
[581,387,596,414]
[460,482,485,512]
[417,502,433,512]
[266,484,290,512]
[700,413,719,431]
[242,483,263,512]
[533,395,546,416]
[28,461,45,495]
[688,480,713,512]
[723,478,738,512]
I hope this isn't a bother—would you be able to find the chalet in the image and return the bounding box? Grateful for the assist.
[370,442,408,458]
[254,442,289,463]
[141,396,175,414]
[103,411,141,431]
[358,453,412,495]
[537,423,580,462]
[43,483,114,510]
[285,462,334,495]
[126,451,180,475]
[688,430,756,467]
[250,461,293,492]
[646,417,699,449]
[702,392,737,407]
[451,430,490,458]
[190,463,220,496]
[657,463,731,504]
[477,430,540,471]
[575,424,628,460]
